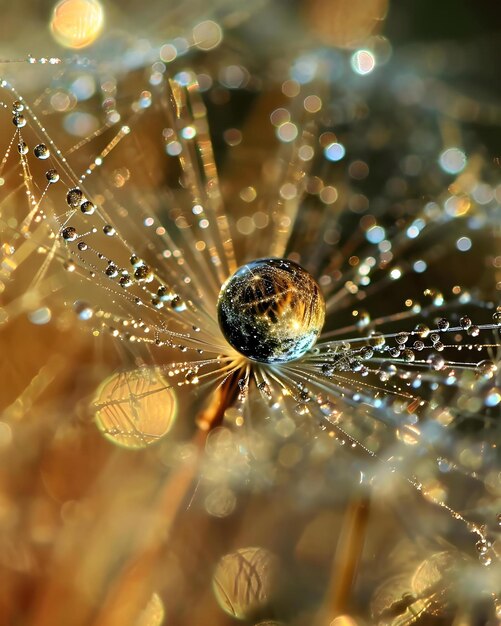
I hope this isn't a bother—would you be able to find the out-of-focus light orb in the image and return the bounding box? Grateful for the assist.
[70,75,96,101]
[50,0,104,49]
[439,147,467,174]
[205,486,236,518]
[444,195,470,217]
[413,259,427,273]
[351,49,376,75]
[193,20,223,51]
[366,225,385,244]
[291,54,319,84]
[456,236,472,252]
[276,122,298,143]
[325,142,346,162]
[28,307,52,325]
[485,387,501,407]
[64,111,99,137]
[93,368,177,449]
[306,0,388,49]
[212,546,279,619]
[217,258,325,364]
[160,43,177,63]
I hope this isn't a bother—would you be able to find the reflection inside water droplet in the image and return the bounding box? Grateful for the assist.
[217,258,325,363]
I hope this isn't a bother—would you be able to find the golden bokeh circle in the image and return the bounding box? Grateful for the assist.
[93,368,177,449]
[50,0,105,49]
[212,546,279,619]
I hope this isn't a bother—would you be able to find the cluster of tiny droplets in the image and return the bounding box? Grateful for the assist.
[0,44,500,613]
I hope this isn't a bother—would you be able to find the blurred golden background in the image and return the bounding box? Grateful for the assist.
[1,1,500,625]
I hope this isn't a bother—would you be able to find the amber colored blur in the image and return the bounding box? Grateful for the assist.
[1,0,501,624]
[305,0,388,49]
[50,0,105,49]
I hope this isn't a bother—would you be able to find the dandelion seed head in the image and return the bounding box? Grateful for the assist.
[1,31,501,619]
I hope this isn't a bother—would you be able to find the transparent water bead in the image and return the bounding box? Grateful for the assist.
[217,258,325,363]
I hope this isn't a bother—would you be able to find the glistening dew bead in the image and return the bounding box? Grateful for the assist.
[217,258,325,363]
